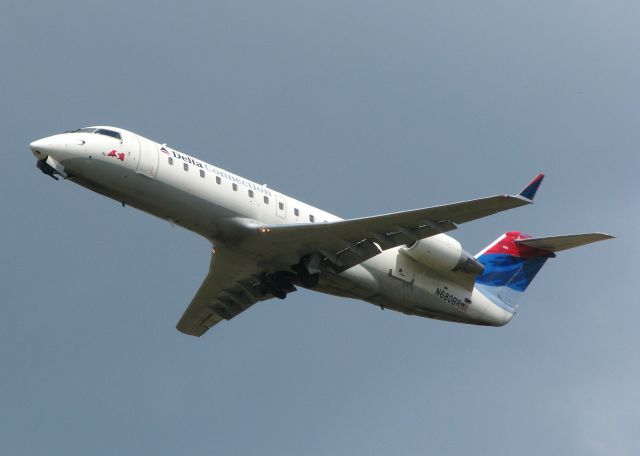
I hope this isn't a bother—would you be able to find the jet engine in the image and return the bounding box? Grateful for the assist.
[400,234,484,275]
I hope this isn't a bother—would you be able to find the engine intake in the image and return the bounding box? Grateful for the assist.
[401,234,484,275]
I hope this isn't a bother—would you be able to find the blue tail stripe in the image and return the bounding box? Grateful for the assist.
[476,254,550,292]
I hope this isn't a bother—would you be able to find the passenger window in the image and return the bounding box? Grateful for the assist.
[232,183,238,191]
[309,214,315,223]
[216,176,221,185]
[263,196,269,204]
[199,169,205,178]
[278,202,284,210]
[294,208,299,216]
[183,163,189,171]
[248,190,254,198]
[168,157,174,165]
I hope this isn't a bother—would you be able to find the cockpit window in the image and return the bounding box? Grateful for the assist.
[69,127,122,140]
[95,129,122,140]
[70,127,97,133]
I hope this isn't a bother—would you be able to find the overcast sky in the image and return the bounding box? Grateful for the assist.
[2,1,638,454]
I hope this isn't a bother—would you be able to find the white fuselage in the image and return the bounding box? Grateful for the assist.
[30,127,513,327]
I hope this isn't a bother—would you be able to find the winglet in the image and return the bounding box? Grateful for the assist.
[519,173,544,201]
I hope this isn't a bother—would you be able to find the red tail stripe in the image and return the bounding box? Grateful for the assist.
[483,231,551,258]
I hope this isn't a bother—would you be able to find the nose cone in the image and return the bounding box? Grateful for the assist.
[30,137,56,159]
[29,133,85,161]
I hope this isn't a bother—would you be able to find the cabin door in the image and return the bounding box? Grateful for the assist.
[136,137,159,178]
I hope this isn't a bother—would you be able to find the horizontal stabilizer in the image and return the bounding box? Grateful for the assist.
[516,233,614,252]
[475,230,613,311]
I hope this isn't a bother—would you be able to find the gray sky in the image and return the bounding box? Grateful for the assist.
[2,1,638,454]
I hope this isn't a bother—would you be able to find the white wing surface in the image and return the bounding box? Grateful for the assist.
[239,193,534,273]
[176,247,272,336]
[177,189,536,336]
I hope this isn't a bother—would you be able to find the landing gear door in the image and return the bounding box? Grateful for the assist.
[136,136,159,178]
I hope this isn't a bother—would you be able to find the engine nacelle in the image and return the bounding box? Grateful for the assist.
[400,234,484,275]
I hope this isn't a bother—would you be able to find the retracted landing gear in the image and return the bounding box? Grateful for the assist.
[260,255,322,299]
[261,272,297,299]
[292,254,321,288]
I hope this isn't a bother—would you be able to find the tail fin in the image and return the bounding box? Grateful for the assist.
[474,231,613,311]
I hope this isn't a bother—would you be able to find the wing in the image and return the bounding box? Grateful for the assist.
[240,192,536,273]
[177,176,541,336]
[176,247,272,337]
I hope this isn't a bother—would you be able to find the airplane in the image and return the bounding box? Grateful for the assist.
[29,126,613,336]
